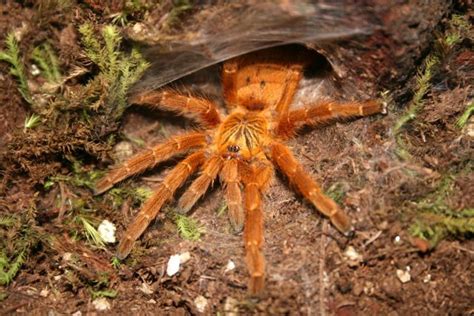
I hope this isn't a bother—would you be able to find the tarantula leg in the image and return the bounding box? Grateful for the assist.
[244,181,265,294]
[270,142,352,234]
[94,132,207,195]
[274,64,303,114]
[177,155,224,214]
[241,162,273,294]
[220,159,244,231]
[129,89,221,127]
[117,151,206,259]
[276,99,385,139]
[222,60,239,107]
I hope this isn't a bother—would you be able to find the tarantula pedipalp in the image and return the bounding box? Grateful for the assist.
[95,45,385,294]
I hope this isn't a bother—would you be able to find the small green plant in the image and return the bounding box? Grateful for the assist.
[175,214,203,241]
[78,23,149,118]
[0,33,31,104]
[23,113,42,132]
[89,288,118,299]
[456,101,474,128]
[77,216,106,248]
[326,183,346,204]
[0,249,26,285]
[111,256,121,269]
[0,216,16,227]
[393,54,439,136]
[444,14,470,48]
[0,215,40,285]
[408,175,474,249]
[31,43,61,84]
[134,187,154,202]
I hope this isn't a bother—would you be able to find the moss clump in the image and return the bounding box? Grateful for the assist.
[175,214,204,241]
[78,23,149,118]
[409,173,474,249]
[0,214,40,285]
[0,33,32,104]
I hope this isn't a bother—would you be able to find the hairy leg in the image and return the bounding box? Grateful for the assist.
[222,60,239,108]
[220,159,244,231]
[270,142,352,234]
[117,151,206,259]
[129,89,221,128]
[274,64,304,114]
[177,155,224,214]
[276,99,385,139]
[241,161,273,294]
[95,132,207,195]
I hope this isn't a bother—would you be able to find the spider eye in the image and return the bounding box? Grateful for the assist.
[227,145,240,153]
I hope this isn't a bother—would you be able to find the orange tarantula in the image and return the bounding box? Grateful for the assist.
[95,45,385,294]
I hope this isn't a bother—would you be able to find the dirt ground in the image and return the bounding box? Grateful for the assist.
[0,1,473,315]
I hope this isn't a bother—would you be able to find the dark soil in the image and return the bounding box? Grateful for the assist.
[1,2,473,315]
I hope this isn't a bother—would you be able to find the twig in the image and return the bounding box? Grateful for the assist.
[362,230,382,248]
[56,181,67,222]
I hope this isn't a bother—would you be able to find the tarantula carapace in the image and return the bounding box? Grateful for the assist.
[95,46,385,294]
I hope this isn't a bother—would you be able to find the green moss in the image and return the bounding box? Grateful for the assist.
[76,216,106,248]
[0,214,41,285]
[326,183,346,204]
[47,159,104,191]
[0,33,32,104]
[0,249,26,286]
[408,172,474,249]
[111,256,121,269]
[23,113,42,132]
[393,14,470,160]
[31,43,61,84]
[89,288,118,299]
[78,23,149,118]
[456,101,474,128]
[175,213,203,241]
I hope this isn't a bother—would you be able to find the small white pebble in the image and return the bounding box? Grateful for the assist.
[72,311,82,316]
[423,274,431,283]
[225,260,236,272]
[147,299,157,304]
[40,287,49,297]
[98,220,116,243]
[54,275,61,281]
[167,254,181,276]
[394,235,401,244]
[92,298,111,311]
[30,64,40,76]
[396,268,411,283]
[167,252,191,276]
[194,295,208,313]
[179,252,191,264]
[344,246,363,266]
